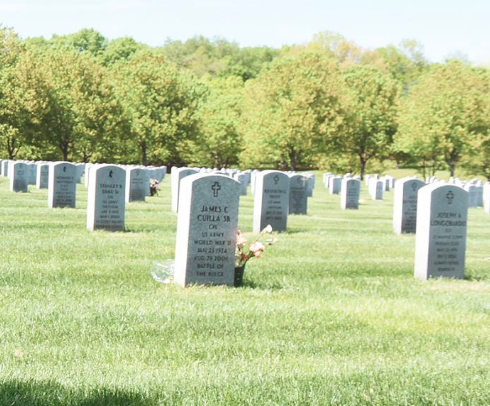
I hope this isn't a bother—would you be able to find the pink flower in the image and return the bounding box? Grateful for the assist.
[236,230,247,247]
[250,242,265,258]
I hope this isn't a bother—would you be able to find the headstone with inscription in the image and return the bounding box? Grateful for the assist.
[171,167,198,212]
[393,178,425,234]
[253,171,289,233]
[75,164,85,184]
[48,162,77,208]
[414,184,468,280]
[36,163,49,189]
[174,174,240,287]
[476,184,483,207]
[125,167,147,202]
[87,165,126,231]
[340,178,360,210]
[233,172,248,196]
[369,179,383,200]
[464,183,478,208]
[306,175,315,197]
[383,176,391,192]
[10,162,28,193]
[288,174,308,215]
[28,163,37,185]
[329,176,342,195]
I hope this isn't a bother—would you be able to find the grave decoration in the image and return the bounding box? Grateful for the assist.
[234,225,277,287]
[149,179,160,196]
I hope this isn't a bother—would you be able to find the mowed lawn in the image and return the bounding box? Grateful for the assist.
[0,173,490,405]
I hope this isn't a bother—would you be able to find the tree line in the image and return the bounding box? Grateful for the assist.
[0,27,489,179]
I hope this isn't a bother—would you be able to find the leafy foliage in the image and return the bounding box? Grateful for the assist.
[0,26,489,178]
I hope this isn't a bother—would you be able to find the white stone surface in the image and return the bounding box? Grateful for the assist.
[174,174,240,287]
[87,165,126,231]
[253,171,289,233]
[393,178,425,234]
[415,184,468,280]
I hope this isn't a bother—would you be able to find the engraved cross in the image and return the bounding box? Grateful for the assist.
[211,181,221,197]
[446,191,454,204]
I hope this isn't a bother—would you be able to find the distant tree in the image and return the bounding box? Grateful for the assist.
[50,28,107,56]
[188,75,244,168]
[0,27,37,159]
[458,67,490,180]
[32,48,124,162]
[395,61,489,177]
[240,52,346,170]
[371,40,428,94]
[162,36,277,80]
[102,37,149,66]
[340,65,400,179]
[306,31,363,67]
[112,51,205,166]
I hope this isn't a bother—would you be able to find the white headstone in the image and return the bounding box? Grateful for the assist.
[253,171,289,233]
[329,176,342,195]
[36,163,49,189]
[393,178,425,234]
[125,167,146,202]
[288,174,308,215]
[87,165,126,231]
[464,184,478,208]
[340,178,360,210]
[10,162,28,192]
[233,173,248,196]
[48,162,77,208]
[414,184,468,280]
[174,174,240,287]
[484,183,490,214]
[28,163,37,185]
[1,160,9,177]
[369,179,383,200]
[171,167,198,212]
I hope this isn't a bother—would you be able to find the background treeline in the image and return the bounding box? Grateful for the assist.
[1,27,489,179]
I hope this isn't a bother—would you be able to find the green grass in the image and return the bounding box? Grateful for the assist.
[0,173,490,405]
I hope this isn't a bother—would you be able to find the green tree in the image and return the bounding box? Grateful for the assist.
[240,52,346,170]
[0,27,40,159]
[340,65,400,179]
[189,75,244,167]
[395,61,489,177]
[50,28,107,57]
[33,47,124,162]
[371,40,428,94]
[112,51,205,166]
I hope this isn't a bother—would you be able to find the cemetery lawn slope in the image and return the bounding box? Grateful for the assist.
[0,175,490,405]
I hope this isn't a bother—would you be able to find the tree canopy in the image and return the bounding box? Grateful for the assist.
[0,26,489,179]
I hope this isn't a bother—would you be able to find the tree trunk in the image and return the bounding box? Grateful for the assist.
[141,142,147,166]
[359,157,367,181]
[60,138,69,161]
[449,161,456,177]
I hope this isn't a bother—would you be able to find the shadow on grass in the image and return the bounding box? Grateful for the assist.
[238,279,285,290]
[464,273,490,282]
[0,380,159,406]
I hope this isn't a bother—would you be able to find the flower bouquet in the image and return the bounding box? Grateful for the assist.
[234,225,277,287]
[149,179,160,196]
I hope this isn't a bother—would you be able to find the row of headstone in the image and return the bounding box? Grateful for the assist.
[171,167,316,217]
[0,159,86,189]
[1,159,170,233]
